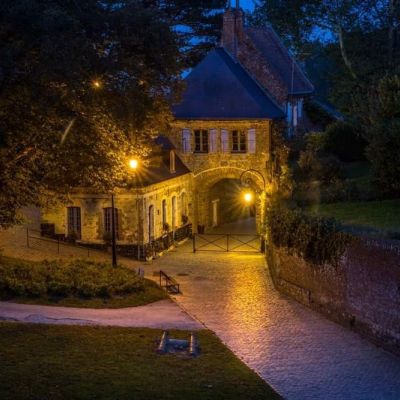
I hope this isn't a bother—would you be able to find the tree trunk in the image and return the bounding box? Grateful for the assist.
[337,25,358,80]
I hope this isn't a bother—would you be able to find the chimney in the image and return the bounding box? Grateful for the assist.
[221,1,244,57]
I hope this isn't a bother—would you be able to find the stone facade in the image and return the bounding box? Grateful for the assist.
[169,120,272,233]
[41,172,192,246]
[267,238,400,356]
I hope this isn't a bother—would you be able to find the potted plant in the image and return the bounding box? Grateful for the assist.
[162,222,170,233]
[154,240,163,258]
[145,244,154,262]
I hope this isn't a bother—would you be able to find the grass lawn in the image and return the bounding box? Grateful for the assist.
[0,257,167,308]
[309,199,400,232]
[0,323,280,400]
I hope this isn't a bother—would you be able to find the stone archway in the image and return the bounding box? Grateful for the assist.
[192,166,267,234]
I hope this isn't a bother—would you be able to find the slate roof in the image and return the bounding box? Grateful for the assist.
[172,47,285,120]
[135,136,190,187]
[245,26,314,95]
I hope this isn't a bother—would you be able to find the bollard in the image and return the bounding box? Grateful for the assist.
[157,331,169,354]
[189,332,198,356]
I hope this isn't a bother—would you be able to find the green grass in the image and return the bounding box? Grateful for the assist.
[309,199,400,232]
[0,323,280,400]
[0,257,167,308]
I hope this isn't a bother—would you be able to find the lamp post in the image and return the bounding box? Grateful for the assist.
[239,169,267,252]
[110,158,139,268]
[128,158,140,258]
[111,193,117,267]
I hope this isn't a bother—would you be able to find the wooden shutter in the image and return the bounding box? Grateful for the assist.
[247,129,256,154]
[182,129,192,153]
[221,129,229,153]
[209,129,218,152]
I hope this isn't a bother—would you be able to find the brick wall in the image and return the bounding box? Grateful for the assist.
[267,238,400,356]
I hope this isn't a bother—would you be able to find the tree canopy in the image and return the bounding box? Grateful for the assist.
[0,0,185,227]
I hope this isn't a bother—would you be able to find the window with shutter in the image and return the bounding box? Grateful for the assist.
[209,129,218,152]
[182,129,192,153]
[231,130,247,153]
[247,129,256,153]
[221,129,229,152]
[194,129,209,153]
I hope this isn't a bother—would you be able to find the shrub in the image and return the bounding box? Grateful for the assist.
[324,122,367,162]
[267,207,353,266]
[0,258,145,300]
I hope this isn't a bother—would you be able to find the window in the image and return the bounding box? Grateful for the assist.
[194,129,208,153]
[148,205,155,241]
[162,199,167,225]
[67,207,81,239]
[182,129,191,153]
[171,196,177,229]
[104,207,119,240]
[231,130,247,153]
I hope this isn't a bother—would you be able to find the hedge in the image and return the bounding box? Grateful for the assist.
[267,207,353,266]
[0,258,145,299]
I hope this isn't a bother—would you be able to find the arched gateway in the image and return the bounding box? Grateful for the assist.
[191,167,267,234]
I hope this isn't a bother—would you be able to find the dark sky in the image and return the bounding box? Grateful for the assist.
[240,0,255,11]
[226,0,255,11]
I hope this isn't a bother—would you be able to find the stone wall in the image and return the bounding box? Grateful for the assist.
[267,238,400,356]
[41,173,192,245]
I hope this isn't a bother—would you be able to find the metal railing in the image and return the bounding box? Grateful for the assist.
[193,233,263,253]
[26,228,106,259]
[159,270,180,294]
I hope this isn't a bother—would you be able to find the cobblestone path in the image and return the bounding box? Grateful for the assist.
[147,227,400,399]
[2,222,400,399]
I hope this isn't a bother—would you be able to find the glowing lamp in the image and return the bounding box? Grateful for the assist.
[129,158,139,170]
[243,191,253,204]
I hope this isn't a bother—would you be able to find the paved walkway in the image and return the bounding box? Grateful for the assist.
[0,299,202,330]
[144,223,400,400]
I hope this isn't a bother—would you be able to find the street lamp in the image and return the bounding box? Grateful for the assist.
[243,191,254,204]
[110,158,139,267]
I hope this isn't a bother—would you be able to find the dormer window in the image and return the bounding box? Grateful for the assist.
[194,129,209,153]
[170,150,176,173]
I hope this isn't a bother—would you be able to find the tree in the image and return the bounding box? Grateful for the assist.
[250,0,400,119]
[365,75,400,196]
[0,0,184,227]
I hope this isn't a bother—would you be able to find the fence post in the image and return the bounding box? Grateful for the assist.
[192,234,196,253]
[26,228,29,248]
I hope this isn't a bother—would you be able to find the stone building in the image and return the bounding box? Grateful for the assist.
[39,2,314,255]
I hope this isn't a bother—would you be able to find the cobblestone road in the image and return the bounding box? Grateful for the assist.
[2,223,400,399]
[147,221,400,400]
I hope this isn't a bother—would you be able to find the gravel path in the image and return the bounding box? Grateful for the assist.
[0,299,202,330]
